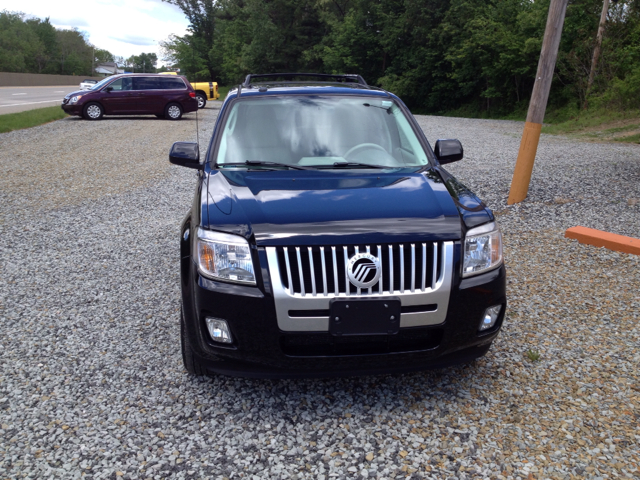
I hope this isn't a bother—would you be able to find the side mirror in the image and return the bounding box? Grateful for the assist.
[434,139,463,164]
[169,142,202,170]
[105,86,113,92]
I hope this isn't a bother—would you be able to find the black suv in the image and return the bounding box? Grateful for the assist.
[170,73,506,378]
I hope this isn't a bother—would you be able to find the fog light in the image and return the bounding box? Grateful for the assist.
[479,305,501,331]
[205,317,233,344]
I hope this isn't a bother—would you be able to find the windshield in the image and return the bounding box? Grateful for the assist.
[215,96,430,168]
[90,77,117,91]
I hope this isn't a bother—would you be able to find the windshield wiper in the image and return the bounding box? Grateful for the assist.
[322,162,389,169]
[217,160,311,170]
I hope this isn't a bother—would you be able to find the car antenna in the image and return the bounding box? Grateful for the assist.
[191,44,200,158]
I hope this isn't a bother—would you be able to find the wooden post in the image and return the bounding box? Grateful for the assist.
[507,0,569,205]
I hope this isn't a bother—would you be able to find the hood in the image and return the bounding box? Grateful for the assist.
[204,169,465,246]
[64,89,92,99]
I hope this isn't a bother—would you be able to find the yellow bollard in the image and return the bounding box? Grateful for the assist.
[507,122,542,205]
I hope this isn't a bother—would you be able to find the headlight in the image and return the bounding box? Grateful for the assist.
[196,228,256,285]
[462,222,503,277]
[69,95,83,104]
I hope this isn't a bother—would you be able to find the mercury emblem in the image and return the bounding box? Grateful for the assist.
[347,252,381,289]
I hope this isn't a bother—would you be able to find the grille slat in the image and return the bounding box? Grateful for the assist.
[295,247,305,296]
[389,245,394,293]
[400,244,405,293]
[432,243,438,289]
[422,243,427,292]
[411,244,415,293]
[308,247,316,296]
[331,247,338,295]
[343,247,349,296]
[320,247,328,296]
[276,242,444,296]
[284,247,293,292]
[377,245,383,295]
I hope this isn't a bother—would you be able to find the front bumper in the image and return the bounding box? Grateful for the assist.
[61,103,82,115]
[181,244,506,378]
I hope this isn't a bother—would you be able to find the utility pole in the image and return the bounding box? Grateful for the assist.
[91,46,94,77]
[508,0,569,205]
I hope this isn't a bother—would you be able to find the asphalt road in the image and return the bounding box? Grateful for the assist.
[0,85,81,114]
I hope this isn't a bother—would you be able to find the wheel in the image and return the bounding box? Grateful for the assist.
[180,305,206,375]
[83,102,103,120]
[196,93,207,109]
[155,114,164,119]
[343,143,387,159]
[165,103,183,120]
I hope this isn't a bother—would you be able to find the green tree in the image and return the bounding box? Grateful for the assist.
[94,48,114,64]
[56,28,92,75]
[0,11,43,73]
[162,0,221,80]
[25,16,58,73]
[125,52,158,73]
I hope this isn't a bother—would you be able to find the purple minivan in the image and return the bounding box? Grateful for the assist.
[61,73,198,120]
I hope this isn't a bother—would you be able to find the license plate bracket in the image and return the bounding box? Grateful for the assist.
[329,298,401,336]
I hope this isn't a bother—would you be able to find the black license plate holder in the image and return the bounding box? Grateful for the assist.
[329,298,401,336]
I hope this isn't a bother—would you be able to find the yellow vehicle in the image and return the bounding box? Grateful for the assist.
[159,72,219,108]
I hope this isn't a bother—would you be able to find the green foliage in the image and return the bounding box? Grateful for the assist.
[0,11,43,73]
[125,52,158,73]
[0,10,111,76]
[95,48,114,64]
[0,106,67,134]
[162,0,640,117]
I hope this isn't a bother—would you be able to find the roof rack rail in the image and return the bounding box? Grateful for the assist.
[242,73,368,88]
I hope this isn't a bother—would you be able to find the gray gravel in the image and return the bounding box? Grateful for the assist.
[1,106,639,480]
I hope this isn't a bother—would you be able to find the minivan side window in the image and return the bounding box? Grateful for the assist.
[133,77,161,90]
[108,78,133,91]
[158,77,186,90]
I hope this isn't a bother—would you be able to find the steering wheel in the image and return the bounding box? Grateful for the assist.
[343,143,388,159]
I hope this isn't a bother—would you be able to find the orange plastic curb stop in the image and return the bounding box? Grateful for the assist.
[565,226,640,255]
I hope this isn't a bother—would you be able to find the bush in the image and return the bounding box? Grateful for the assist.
[593,67,640,110]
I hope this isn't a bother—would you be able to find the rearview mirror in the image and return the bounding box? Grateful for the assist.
[169,142,202,170]
[434,139,463,164]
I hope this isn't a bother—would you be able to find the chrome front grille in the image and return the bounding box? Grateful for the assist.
[266,241,455,332]
[276,243,443,296]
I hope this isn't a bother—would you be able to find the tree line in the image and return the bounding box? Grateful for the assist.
[0,11,109,76]
[161,0,640,115]
[0,11,162,77]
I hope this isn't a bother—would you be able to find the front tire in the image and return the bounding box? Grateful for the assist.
[181,306,206,375]
[196,93,207,109]
[165,103,183,120]
[83,102,103,120]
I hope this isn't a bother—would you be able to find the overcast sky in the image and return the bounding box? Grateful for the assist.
[0,0,190,63]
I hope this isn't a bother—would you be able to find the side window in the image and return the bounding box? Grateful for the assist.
[108,79,123,91]
[133,77,160,90]
[159,77,186,90]
[109,78,133,91]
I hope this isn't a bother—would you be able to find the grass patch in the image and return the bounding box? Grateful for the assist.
[525,349,541,362]
[0,106,68,134]
[217,85,231,100]
[541,106,640,137]
[614,132,640,143]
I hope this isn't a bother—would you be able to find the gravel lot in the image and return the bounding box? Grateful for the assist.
[1,105,639,480]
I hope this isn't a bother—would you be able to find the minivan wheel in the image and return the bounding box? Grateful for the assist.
[165,103,183,120]
[180,306,206,376]
[196,93,207,109]
[83,102,103,120]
